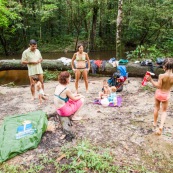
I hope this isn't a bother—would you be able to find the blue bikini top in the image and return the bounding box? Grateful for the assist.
[54,87,69,103]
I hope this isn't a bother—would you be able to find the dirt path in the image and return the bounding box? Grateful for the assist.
[0,77,173,172]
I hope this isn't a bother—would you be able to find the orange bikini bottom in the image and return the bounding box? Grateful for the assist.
[155,89,170,102]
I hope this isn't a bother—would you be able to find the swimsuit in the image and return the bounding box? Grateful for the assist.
[76,67,87,72]
[76,53,86,61]
[76,53,87,72]
[38,89,44,95]
[155,89,170,102]
[54,87,69,103]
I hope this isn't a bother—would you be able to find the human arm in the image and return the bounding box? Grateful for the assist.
[22,60,40,65]
[66,89,85,101]
[21,50,42,65]
[86,53,90,71]
[71,53,77,71]
[147,74,163,89]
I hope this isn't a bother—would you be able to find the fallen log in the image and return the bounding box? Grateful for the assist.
[0,59,163,77]
[47,112,75,141]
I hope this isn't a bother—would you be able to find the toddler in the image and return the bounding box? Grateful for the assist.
[32,76,48,105]
[99,79,111,99]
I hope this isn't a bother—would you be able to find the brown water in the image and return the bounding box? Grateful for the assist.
[0,51,118,60]
[0,70,29,86]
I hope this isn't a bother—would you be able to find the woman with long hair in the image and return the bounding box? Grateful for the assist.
[71,44,90,93]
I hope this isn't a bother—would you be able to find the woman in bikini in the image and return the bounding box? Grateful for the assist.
[71,44,90,93]
[54,71,85,121]
[147,58,173,135]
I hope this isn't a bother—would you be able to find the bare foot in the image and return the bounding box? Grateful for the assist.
[153,122,157,127]
[31,97,36,101]
[155,128,162,135]
[75,91,78,94]
[38,103,42,106]
[71,116,82,121]
[86,90,89,94]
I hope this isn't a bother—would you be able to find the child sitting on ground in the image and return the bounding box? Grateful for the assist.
[99,79,111,99]
[32,76,48,105]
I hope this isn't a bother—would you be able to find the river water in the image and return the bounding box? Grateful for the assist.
[0,51,124,85]
[0,51,118,60]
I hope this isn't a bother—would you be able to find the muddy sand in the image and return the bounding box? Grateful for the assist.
[0,77,173,172]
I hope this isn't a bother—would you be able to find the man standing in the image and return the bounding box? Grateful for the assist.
[21,39,44,100]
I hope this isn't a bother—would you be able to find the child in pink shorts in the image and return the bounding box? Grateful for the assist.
[147,58,173,135]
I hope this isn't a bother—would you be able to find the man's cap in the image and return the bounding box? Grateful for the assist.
[29,39,37,45]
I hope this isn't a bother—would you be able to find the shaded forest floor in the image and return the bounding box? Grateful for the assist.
[0,77,173,172]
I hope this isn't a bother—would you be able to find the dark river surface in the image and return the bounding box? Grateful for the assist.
[0,51,125,86]
[0,51,118,60]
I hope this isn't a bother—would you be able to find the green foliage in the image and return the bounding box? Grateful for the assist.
[43,70,59,81]
[59,140,119,172]
[126,44,166,61]
[0,0,173,55]
[55,140,154,173]
[0,140,160,173]
[0,0,20,28]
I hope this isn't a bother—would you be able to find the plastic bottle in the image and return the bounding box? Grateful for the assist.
[113,93,117,106]
[109,92,116,103]
[141,71,155,86]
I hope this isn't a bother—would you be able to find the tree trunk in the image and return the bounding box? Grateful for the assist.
[0,59,163,77]
[90,1,98,50]
[0,29,9,56]
[116,0,123,59]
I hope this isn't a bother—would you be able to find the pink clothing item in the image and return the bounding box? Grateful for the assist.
[56,99,82,117]
[155,89,170,102]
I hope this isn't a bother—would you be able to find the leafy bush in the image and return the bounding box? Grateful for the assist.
[43,70,59,81]
[126,44,165,61]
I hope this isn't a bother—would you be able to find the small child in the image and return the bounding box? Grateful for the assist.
[99,79,111,99]
[32,76,48,105]
[147,58,173,135]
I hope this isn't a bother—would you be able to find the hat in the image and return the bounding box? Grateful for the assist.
[29,39,37,45]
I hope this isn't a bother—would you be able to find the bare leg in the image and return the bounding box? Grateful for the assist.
[42,95,48,100]
[160,101,168,128]
[38,74,44,90]
[82,69,89,92]
[99,91,104,99]
[155,100,168,135]
[75,70,81,93]
[38,95,42,106]
[153,98,160,126]
[29,76,36,100]
[71,98,84,121]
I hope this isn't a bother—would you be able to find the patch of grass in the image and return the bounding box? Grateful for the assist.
[140,85,155,92]
[0,140,157,173]
[141,149,173,173]
[0,164,21,173]
[54,140,155,173]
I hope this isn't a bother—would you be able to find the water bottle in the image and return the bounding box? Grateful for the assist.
[109,92,116,103]
[141,71,155,86]
[113,94,117,106]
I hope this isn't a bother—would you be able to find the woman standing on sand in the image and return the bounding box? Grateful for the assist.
[71,44,90,93]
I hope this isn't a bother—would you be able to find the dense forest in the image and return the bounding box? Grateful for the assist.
[0,0,173,59]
